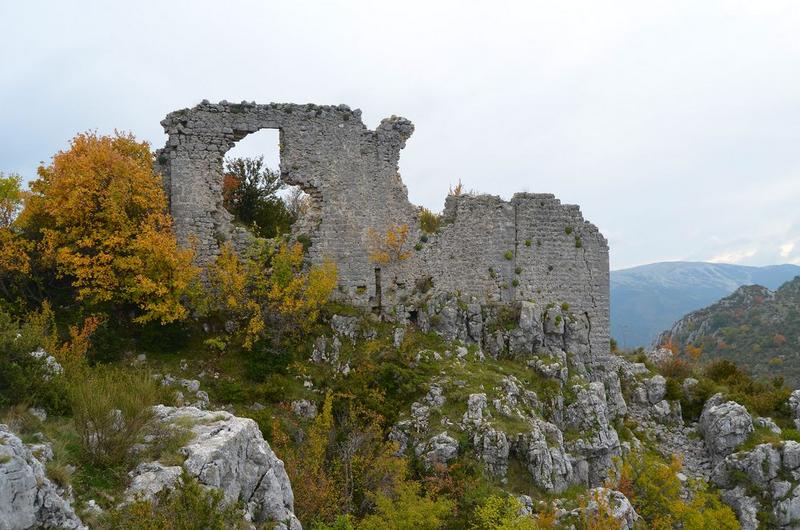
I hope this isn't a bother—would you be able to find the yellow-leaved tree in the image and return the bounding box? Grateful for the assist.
[0,172,32,300]
[18,132,197,323]
[266,242,337,336]
[367,224,411,265]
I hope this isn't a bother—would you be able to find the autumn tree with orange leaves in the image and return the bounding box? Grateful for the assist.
[18,132,198,324]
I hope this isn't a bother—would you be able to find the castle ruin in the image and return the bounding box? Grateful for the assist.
[157,101,610,362]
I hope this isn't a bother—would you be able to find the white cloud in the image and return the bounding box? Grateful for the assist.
[708,249,758,264]
[780,241,796,258]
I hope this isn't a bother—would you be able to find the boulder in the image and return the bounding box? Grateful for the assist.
[789,390,800,430]
[645,375,667,405]
[0,424,84,530]
[585,488,639,530]
[290,400,318,420]
[128,406,301,530]
[415,432,459,467]
[720,486,759,530]
[513,420,574,493]
[462,393,489,428]
[699,394,753,463]
[473,426,510,477]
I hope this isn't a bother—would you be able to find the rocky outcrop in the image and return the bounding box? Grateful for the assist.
[699,394,753,463]
[513,420,574,493]
[712,441,800,529]
[789,390,800,430]
[127,406,301,530]
[585,488,639,530]
[0,425,84,530]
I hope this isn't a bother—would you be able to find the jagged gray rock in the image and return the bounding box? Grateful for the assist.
[513,419,574,493]
[720,486,760,530]
[711,441,800,529]
[699,394,753,463]
[128,406,301,530]
[473,426,510,477]
[585,488,639,530]
[0,425,84,530]
[789,390,800,430]
[415,432,459,467]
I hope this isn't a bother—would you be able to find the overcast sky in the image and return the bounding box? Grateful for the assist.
[2,1,799,270]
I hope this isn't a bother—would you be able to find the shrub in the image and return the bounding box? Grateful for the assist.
[100,470,245,529]
[524,239,532,247]
[0,306,69,413]
[68,365,159,466]
[419,207,441,234]
[359,482,454,530]
[565,227,573,235]
[575,237,582,248]
[471,494,539,529]
[503,250,514,261]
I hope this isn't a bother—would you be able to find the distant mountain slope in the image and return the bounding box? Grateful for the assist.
[658,276,800,385]
[610,262,800,348]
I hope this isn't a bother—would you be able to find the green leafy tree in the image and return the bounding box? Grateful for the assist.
[223,156,294,238]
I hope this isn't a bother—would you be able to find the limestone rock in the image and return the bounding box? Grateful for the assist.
[0,424,85,530]
[585,488,639,530]
[645,375,666,405]
[789,390,800,430]
[129,406,301,530]
[291,400,318,420]
[472,426,510,477]
[513,420,574,493]
[754,416,782,435]
[462,393,489,428]
[699,394,753,463]
[415,432,459,467]
[720,486,759,530]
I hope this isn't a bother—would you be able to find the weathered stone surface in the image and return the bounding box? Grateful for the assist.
[415,432,459,467]
[699,395,753,463]
[473,426,510,477]
[291,400,318,420]
[711,441,800,528]
[720,486,759,530]
[159,101,610,361]
[129,406,301,530]
[585,488,639,530]
[789,390,800,430]
[462,393,489,428]
[0,425,84,530]
[513,420,574,493]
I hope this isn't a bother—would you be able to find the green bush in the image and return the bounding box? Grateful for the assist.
[99,470,245,529]
[503,250,513,261]
[0,308,68,413]
[68,365,159,466]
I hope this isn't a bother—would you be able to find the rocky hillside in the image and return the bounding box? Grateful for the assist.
[611,262,800,348]
[659,276,800,385]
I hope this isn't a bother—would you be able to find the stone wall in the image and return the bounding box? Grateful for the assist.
[157,100,609,358]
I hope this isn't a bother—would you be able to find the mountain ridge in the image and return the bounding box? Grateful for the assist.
[610,261,800,348]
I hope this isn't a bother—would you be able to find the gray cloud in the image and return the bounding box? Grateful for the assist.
[1,0,798,270]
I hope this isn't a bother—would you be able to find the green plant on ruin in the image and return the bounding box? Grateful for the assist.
[503,250,514,260]
[565,227,573,235]
[419,207,441,234]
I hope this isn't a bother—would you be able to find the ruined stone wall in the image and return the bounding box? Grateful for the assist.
[158,100,609,359]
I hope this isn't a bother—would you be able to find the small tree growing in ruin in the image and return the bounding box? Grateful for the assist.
[367,224,411,266]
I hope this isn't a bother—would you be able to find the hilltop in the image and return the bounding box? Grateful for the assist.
[659,276,800,385]
[611,261,800,348]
